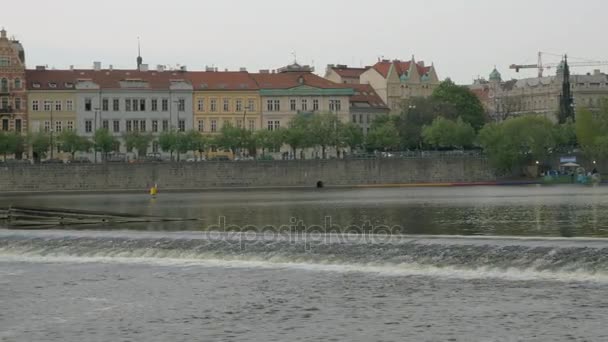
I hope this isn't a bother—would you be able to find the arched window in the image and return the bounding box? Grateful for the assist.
[14,78,21,89]
[0,78,7,92]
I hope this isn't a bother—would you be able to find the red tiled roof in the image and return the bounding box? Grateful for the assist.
[372,60,431,78]
[26,69,191,90]
[251,72,351,89]
[331,67,368,78]
[350,84,388,108]
[186,71,258,91]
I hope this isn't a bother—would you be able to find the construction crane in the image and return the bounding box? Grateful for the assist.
[510,51,608,78]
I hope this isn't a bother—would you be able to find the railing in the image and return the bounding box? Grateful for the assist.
[0,106,14,114]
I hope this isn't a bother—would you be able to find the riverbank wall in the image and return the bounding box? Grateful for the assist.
[0,158,496,193]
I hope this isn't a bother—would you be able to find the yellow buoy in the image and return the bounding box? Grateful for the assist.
[149,184,158,196]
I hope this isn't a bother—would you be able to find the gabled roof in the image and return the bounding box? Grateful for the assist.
[349,84,389,108]
[251,72,351,90]
[186,71,258,91]
[331,66,369,78]
[26,69,192,91]
[372,59,432,78]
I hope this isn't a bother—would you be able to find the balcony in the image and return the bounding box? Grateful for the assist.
[0,106,14,114]
[0,87,9,95]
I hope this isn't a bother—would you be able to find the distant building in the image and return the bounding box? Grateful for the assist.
[0,28,27,133]
[349,84,389,135]
[325,56,440,111]
[470,65,608,122]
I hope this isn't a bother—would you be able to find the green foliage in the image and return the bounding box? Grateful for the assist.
[576,106,608,159]
[431,79,486,130]
[366,120,400,151]
[309,113,341,158]
[216,123,245,154]
[158,130,178,158]
[93,129,118,160]
[284,115,313,158]
[0,131,25,160]
[553,120,577,151]
[254,129,284,156]
[422,117,475,149]
[58,130,92,159]
[123,131,154,158]
[29,132,51,161]
[339,122,364,151]
[478,115,556,171]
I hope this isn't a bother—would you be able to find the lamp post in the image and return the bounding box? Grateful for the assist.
[94,107,100,163]
[241,105,251,158]
[49,103,54,160]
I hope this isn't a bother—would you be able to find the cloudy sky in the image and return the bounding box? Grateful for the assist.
[4,0,607,83]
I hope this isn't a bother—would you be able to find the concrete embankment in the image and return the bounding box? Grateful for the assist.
[0,158,496,193]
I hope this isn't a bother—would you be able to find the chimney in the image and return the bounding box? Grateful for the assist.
[239,67,247,72]
[224,68,228,72]
[0,28,6,39]
[109,64,113,71]
[36,65,46,71]
[594,69,601,76]
[205,66,214,72]
[93,61,102,71]
[417,61,425,67]
[69,65,74,70]
[180,65,187,72]
[157,65,165,72]
[139,64,149,71]
[259,69,269,74]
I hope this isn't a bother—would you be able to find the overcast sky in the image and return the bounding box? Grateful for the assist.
[4,0,607,84]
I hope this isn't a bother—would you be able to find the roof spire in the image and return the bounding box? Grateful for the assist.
[136,37,143,70]
[0,27,6,39]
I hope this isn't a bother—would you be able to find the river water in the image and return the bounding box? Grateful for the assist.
[1,186,607,341]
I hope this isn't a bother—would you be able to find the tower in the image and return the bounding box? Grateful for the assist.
[136,37,143,70]
[558,56,574,123]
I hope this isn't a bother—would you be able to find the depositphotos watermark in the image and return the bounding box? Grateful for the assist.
[201,216,406,249]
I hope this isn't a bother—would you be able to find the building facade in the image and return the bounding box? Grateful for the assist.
[349,84,390,135]
[470,66,608,122]
[0,28,27,133]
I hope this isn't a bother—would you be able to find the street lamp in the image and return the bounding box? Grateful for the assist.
[241,105,252,158]
[49,103,54,160]
[94,107,100,163]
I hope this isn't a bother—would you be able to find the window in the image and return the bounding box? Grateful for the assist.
[178,120,185,132]
[236,99,243,112]
[32,100,39,111]
[359,114,363,123]
[2,119,8,131]
[125,99,132,112]
[15,119,21,132]
[152,141,159,153]
[248,119,255,131]
[55,121,62,133]
[197,99,204,111]
[236,119,243,128]
[1,97,7,109]
[162,120,169,132]
[210,99,217,112]
[223,98,229,112]
[0,58,9,67]
[274,121,280,130]
[14,78,21,89]
[132,120,139,131]
[313,99,319,111]
[140,120,146,132]
[132,99,139,112]
[102,98,109,111]
[290,99,296,111]
[113,99,119,111]
[85,120,92,133]
[197,120,204,132]
[161,99,169,111]
[14,98,21,110]
[44,100,52,111]
[54,100,62,111]
[267,120,274,131]
[329,99,341,112]
[66,100,74,111]
[126,120,132,132]
[85,98,92,111]
[352,115,356,123]
[140,99,146,111]
[301,99,308,111]
[152,120,158,132]
[0,78,7,92]
[222,119,230,128]
[178,98,185,112]
[366,114,370,124]
[102,120,109,130]
[67,121,74,131]
[267,99,274,111]
[211,119,217,132]
[273,100,280,111]
[151,99,158,111]
[248,99,255,111]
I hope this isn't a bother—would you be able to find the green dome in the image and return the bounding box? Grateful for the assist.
[489,67,502,81]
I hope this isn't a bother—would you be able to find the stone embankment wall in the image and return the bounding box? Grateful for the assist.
[0,158,495,192]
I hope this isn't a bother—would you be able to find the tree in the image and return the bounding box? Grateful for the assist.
[575,105,608,159]
[366,120,400,151]
[93,129,118,162]
[431,79,486,130]
[58,130,92,160]
[29,132,51,162]
[0,131,25,161]
[255,129,284,157]
[123,131,154,158]
[339,122,364,153]
[284,115,312,159]
[216,123,244,155]
[422,117,475,149]
[309,113,340,159]
[158,130,178,160]
[478,115,556,171]
[187,131,210,160]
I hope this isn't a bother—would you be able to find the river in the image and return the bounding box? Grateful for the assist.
[1,186,607,341]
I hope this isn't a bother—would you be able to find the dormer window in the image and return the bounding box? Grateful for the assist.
[298,76,304,85]
[33,82,41,88]
[49,82,57,88]
[64,82,74,88]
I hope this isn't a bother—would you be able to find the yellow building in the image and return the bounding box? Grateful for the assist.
[26,69,78,159]
[188,71,261,158]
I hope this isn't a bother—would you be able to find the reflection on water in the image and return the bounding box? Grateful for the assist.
[2,185,608,237]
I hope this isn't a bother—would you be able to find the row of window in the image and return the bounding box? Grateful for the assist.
[266,99,343,112]
[83,119,186,134]
[90,98,186,112]
[31,100,74,112]
[40,120,75,133]
[1,96,22,110]
[0,118,23,132]
[196,118,256,133]
[352,113,373,125]
[0,77,22,92]
[196,98,257,113]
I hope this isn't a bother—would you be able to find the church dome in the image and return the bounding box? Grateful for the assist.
[489,67,502,81]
